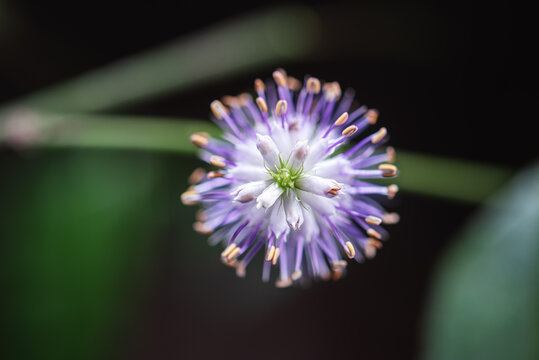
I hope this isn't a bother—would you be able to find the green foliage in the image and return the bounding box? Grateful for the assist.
[424,163,539,360]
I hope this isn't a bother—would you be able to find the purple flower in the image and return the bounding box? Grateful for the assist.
[182,69,399,287]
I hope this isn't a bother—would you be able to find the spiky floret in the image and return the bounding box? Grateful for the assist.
[182,69,399,287]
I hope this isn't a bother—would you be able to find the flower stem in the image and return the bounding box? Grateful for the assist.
[0,112,514,204]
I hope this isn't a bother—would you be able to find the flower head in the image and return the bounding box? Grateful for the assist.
[182,69,399,287]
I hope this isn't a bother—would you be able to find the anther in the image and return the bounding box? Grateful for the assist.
[335,112,349,126]
[221,95,240,108]
[331,260,347,270]
[287,76,301,91]
[227,246,241,260]
[210,100,228,119]
[367,228,382,240]
[291,269,303,281]
[236,262,246,278]
[366,109,379,125]
[387,184,399,199]
[345,241,355,259]
[332,268,343,281]
[272,70,287,87]
[256,97,268,113]
[195,210,207,222]
[193,222,212,235]
[371,127,387,144]
[275,278,293,288]
[383,212,400,224]
[306,77,321,94]
[342,125,358,137]
[368,238,383,249]
[188,168,206,184]
[254,78,266,92]
[386,146,396,163]
[207,171,224,179]
[189,132,209,148]
[379,164,398,177]
[221,243,237,258]
[276,100,288,116]
[181,188,199,205]
[210,155,226,168]
[365,215,383,226]
[272,248,280,265]
[265,245,275,262]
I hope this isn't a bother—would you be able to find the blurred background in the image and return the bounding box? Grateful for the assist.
[1,1,538,359]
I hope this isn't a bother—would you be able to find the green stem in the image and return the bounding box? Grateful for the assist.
[0,112,514,204]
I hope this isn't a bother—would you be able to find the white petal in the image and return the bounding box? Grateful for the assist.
[289,140,310,170]
[300,207,320,243]
[303,138,330,170]
[256,134,281,169]
[231,181,269,203]
[229,165,271,182]
[256,183,284,210]
[311,157,348,179]
[296,189,336,217]
[268,202,289,237]
[284,191,304,230]
[295,174,342,198]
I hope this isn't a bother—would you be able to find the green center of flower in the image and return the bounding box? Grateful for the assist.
[267,157,303,189]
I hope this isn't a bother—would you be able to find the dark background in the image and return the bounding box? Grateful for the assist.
[1,1,537,359]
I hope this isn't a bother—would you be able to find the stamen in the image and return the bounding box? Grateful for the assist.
[331,260,347,270]
[365,215,383,226]
[342,125,358,137]
[287,76,302,91]
[332,268,343,281]
[272,247,280,265]
[366,228,382,240]
[210,155,226,168]
[368,238,383,249]
[254,78,266,93]
[335,112,349,126]
[195,210,207,222]
[291,269,303,281]
[189,132,209,148]
[256,97,268,113]
[221,95,240,108]
[276,100,288,116]
[265,245,275,262]
[366,109,379,124]
[322,112,349,138]
[386,146,396,163]
[371,127,387,144]
[221,243,237,258]
[379,164,398,177]
[193,221,212,235]
[210,100,227,119]
[276,100,288,128]
[383,212,400,224]
[210,100,245,141]
[345,241,356,259]
[227,246,241,260]
[275,278,293,288]
[387,184,399,199]
[272,70,287,88]
[181,188,199,205]
[207,171,224,179]
[188,168,206,185]
[306,77,321,94]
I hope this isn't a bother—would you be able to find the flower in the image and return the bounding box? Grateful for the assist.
[182,69,399,287]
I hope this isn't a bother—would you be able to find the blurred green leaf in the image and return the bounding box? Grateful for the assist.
[1,151,163,359]
[424,162,539,360]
